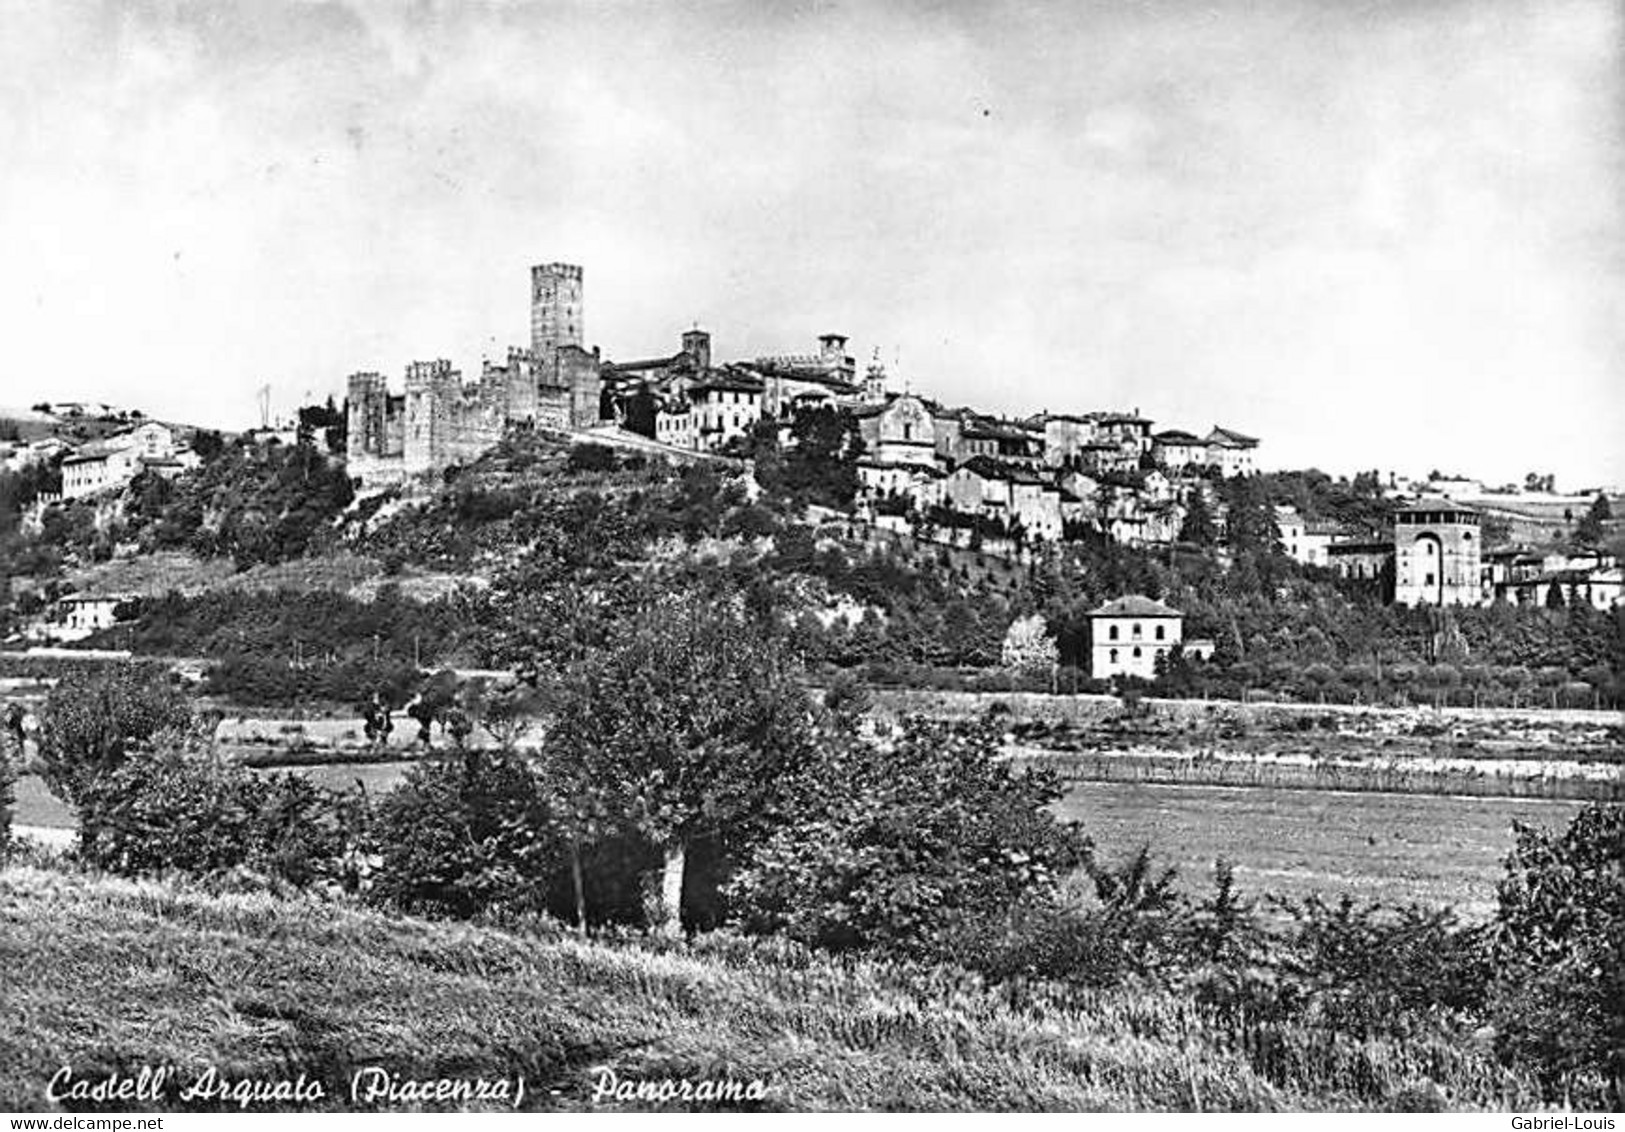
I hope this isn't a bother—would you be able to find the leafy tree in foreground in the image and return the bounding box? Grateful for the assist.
[546,588,819,935]
[726,719,1089,958]
[38,667,193,806]
[370,748,558,919]
[1490,803,1625,1108]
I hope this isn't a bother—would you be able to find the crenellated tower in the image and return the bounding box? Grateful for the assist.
[531,262,584,377]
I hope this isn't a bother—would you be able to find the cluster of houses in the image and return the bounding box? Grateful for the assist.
[842,375,1258,552]
[0,436,70,475]
[607,328,1258,555]
[56,421,200,500]
[1278,500,1622,611]
[7,419,201,504]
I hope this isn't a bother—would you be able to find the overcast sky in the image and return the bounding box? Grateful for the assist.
[2,0,1621,488]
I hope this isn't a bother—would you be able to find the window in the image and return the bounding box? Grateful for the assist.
[1155,625,1165,641]
[1132,646,1142,659]
[1108,625,1119,641]
[1109,648,1119,663]
[1425,572,1435,586]
[1132,623,1142,639]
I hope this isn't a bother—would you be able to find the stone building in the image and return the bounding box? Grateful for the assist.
[754,334,861,417]
[1204,426,1259,476]
[685,372,764,451]
[855,394,937,469]
[1151,429,1208,470]
[1275,505,1341,567]
[347,261,605,482]
[1087,594,1185,680]
[60,422,182,499]
[1327,539,1394,584]
[1042,415,1093,469]
[1393,500,1483,606]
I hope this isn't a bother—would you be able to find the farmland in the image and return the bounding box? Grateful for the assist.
[1058,781,1587,918]
[11,758,1585,922]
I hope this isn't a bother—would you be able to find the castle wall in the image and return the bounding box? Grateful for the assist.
[560,344,603,428]
[345,260,604,484]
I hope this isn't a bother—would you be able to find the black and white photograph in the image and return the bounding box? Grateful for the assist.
[1,0,1621,1117]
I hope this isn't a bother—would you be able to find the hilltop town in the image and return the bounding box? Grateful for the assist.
[2,258,1621,683]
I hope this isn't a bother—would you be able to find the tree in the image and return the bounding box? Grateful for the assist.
[1573,494,1612,548]
[193,425,229,461]
[38,668,193,807]
[726,719,1089,958]
[1490,804,1625,1107]
[370,748,559,919]
[1000,613,1058,675]
[406,669,460,746]
[545,589,820,935]
[1178,490,1218,546]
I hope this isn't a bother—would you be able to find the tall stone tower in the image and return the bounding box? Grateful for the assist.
[1393,501,1483,606]
[346,372,388,464]
[681,327,711,371]
[531,263,584,373]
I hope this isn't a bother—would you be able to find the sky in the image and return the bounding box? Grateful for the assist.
[2,0,1621,488]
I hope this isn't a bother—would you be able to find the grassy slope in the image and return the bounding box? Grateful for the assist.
[0,864,1495,1113]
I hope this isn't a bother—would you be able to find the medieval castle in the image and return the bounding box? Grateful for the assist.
[345,261,866,482]
[346,263,606,482]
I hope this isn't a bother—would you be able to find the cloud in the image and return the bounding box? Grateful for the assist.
[0,0,1618,485]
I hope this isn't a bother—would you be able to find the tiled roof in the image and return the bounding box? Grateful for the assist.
[1087,594,1183,618]
[1394,498,1479,517]
[1206,426,1259,448]
[604,354,682,373]
[689,374,765,396]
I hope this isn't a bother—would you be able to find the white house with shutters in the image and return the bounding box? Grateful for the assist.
[1087,594,1186,680]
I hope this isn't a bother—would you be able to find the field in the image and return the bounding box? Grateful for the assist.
[0,864,1540,1111]
[1057,782,1586,918]
[11,760,1586,922]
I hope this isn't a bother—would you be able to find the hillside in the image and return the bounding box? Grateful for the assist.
[0,864,1500,1113]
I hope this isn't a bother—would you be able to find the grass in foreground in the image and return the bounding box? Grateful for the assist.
[0,863,1524,1112]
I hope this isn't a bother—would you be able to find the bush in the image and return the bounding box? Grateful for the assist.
[369,748,562,919]
[74,748,364,886]
[1251,896,1491,1039]
[566,443,618,474]
[726,719,1090,959]
[1489,803,1625,1108]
